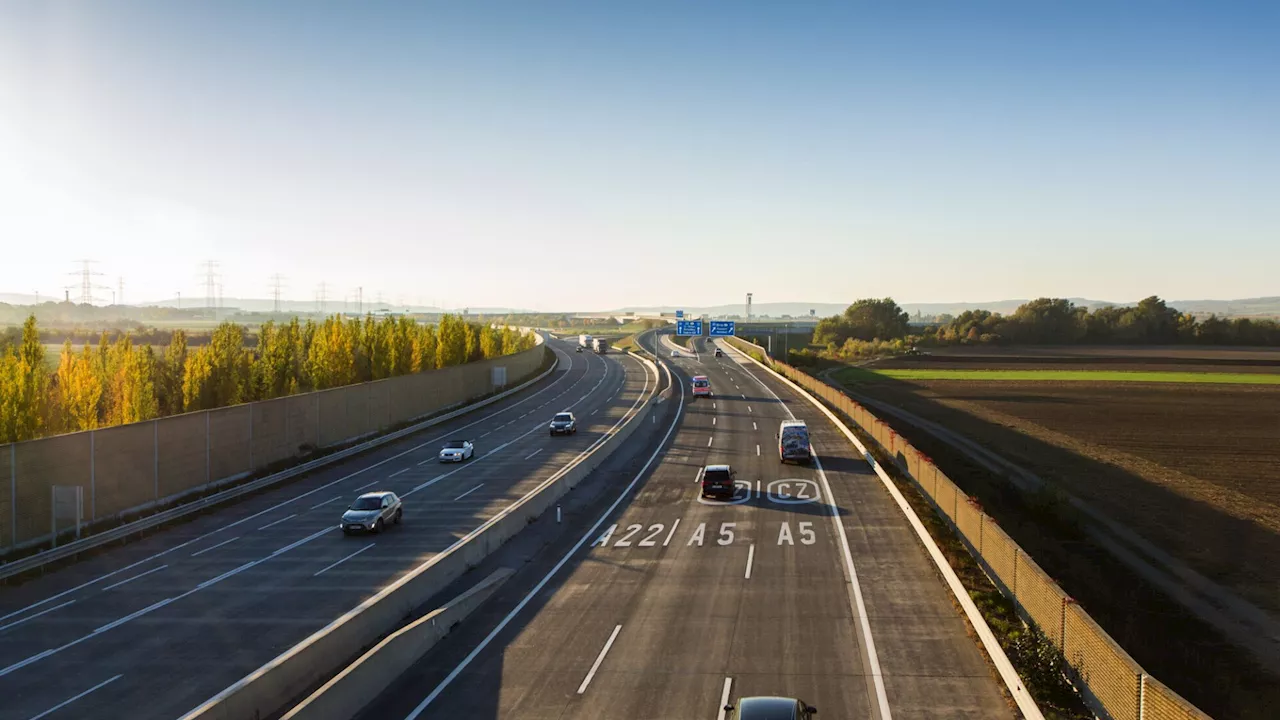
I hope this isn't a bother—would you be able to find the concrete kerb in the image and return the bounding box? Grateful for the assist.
[282,568,514,720]
[180,352,658,720]
[716,338,1045,720]
[1,345,556,581]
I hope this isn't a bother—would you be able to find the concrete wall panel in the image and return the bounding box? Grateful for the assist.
[92,422,156,519]
[14,433,90,546]
[209,405,252,483]
[285,394,319,453]
[251,397,292,469]
[157,412,210,500]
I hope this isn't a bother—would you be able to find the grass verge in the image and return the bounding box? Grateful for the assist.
[835,366,1280,385]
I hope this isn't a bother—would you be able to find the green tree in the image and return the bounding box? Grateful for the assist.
[436,314,467,367]
[57,344,106,431]
[1007,298,1085,344]
[411,324,437,372]
[183,346,216,411]
[814,298,911,346]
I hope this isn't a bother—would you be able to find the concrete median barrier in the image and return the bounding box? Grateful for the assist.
[281,568,513,720]
[180,353,658,720]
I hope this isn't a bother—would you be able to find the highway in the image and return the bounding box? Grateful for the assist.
[358,334,1014,719]
[0,337,654,720]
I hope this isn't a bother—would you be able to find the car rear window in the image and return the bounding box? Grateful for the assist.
[693,379,709,387]
[704,470,731,482]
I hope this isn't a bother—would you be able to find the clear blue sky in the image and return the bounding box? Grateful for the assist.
[1,1,1277,311]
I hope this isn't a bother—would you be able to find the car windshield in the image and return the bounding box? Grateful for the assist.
[554,414,572,422]
[351,496,382,510]
[444,441,466,449]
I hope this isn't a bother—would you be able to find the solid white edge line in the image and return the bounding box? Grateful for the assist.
[101,565,168,591]
[452,484,484,502]
[313,543,377,577]
[26,673,124,720]
[0,600,75,634]
[258,513,297,531]
[402,354,683,718]
[725,339,1044,720]
[576,623,623,694]
[724,339,892,720]
[717,677,733,720]
[745,544,755,579]
[191,536,240,557]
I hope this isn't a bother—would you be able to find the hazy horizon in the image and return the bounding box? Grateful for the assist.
[3,2,1276,309]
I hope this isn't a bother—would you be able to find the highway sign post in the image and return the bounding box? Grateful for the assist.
[676,320,702,336]
[709,321,736,337]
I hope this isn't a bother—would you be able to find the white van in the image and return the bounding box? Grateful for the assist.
[778,420,811,464]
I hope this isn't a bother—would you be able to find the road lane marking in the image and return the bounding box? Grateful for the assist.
[389,468,408,478]
[737,350,893,720]
[310,496,343,510]
[745,544,755,579]
[102,565,168,591]
[747,405,752,413]
[756,444,760,456]
[524,448,543,460]
[752,421,757,430]
[453,484,484,502]
[479,430,492,438]
[258,514,297,531]
[402,348,680,718]
[576,624,622,694]
[95,598,174,634]
[741,394,746,399]
[191,536,240,557]
[663,519,681,546]
[590,409,598,416]
[27,674,123,720]
[717,677,733,720]
[0,600,75,634]
[707,436,713,447]
[313,543,376,577]
[712,417,716,425]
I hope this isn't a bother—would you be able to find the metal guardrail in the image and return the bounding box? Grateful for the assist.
[0,354,560,581]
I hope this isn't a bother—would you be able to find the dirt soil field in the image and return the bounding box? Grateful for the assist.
[832,348,1280,719]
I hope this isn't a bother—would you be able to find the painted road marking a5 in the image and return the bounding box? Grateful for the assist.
[590,521,818,548]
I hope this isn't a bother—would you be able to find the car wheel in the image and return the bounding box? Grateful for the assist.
[375,518,385,534]
[394,509,402,525]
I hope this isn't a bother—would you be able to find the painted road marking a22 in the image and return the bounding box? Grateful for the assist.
[590,521,818,548]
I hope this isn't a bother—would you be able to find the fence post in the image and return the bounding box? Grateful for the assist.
[89,429,96,520]
[205,411,211,487]
[979,511,985,555]
[10,443,15,553]
[1137,672,1146,720]
[153,420,159,501]
[1060,596,1071,653]
[248,405,254,470]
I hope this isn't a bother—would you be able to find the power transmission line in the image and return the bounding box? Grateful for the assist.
[316,282,330,315]
[269,274,286,313]
[67,260,108,305]
[197,260,220,319]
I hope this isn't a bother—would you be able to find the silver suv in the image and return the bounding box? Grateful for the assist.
[341,491,402,535]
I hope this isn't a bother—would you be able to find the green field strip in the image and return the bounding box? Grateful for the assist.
[834,367,1280,385]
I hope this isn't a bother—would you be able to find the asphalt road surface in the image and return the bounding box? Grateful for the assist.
[359,334,1013,719]
[0,338,654,720]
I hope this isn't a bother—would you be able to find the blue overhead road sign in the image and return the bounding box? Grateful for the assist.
[676,309,684,319]
[709,321,736,337]
[676,320,702,336]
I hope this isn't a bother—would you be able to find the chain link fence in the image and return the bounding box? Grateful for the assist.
[724,336,1212,720]
[1,344,548,557]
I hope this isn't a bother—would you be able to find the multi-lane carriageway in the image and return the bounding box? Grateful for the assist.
[0,337,650,720]
[358,335,1014,719]
[0,332,1016,720]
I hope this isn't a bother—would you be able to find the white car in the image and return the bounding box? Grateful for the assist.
[438,440,475,463]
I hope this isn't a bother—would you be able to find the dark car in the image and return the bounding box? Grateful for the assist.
[714,348,724,357]
[724,696,817,719]
[549,411,577,436]
[700,464,737,499]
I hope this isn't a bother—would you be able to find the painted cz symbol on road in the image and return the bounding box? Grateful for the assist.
[767,479,820,505]
[696,481,753,506]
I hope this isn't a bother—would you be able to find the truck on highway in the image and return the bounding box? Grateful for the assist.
[778,420,811,464]
[592,338,609,354]
[579,334,592,349]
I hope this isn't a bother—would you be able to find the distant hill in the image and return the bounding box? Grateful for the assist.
[609,296,1280,319]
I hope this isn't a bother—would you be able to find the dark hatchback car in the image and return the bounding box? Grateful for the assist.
[700,464,737,499]
[724,696,817,719]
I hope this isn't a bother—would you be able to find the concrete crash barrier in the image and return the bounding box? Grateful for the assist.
[180,353,658,720]
[281,568,514,720]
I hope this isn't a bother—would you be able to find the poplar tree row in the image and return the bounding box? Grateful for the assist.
[0,314,535,443]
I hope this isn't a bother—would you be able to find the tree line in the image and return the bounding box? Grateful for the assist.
[0,314,535,443]
[810,297,1280,360]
